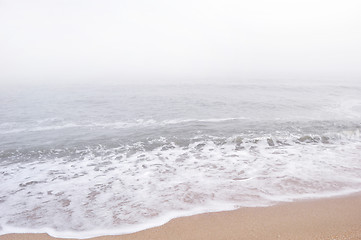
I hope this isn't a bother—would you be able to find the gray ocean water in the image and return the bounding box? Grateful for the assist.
[1,83,361,238]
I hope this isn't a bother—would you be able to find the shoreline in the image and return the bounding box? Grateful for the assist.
[1,194,361,240]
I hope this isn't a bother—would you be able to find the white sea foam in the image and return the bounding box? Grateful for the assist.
[1,132,361,238]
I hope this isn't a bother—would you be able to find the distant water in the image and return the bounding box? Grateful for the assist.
[1,83,361,238]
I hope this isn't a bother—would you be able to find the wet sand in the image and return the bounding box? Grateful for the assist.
[2,194,361,240]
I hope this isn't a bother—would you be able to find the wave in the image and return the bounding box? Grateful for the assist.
[1,128,361,238]
[0,117,249,134]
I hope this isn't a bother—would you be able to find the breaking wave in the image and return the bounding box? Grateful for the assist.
[1,127,361,238]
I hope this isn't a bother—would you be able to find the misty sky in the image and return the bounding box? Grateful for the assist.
[0,0,360,84]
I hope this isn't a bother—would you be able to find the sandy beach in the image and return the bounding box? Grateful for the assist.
[2,194,361,240]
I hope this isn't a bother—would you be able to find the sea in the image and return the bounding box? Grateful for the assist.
[1,82,361,238]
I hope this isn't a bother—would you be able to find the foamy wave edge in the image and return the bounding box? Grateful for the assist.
[1,189,360,239]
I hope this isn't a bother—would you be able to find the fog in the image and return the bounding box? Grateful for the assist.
[0,0,360,85]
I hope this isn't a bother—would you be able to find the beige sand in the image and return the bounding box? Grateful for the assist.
[1,194,361,240]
